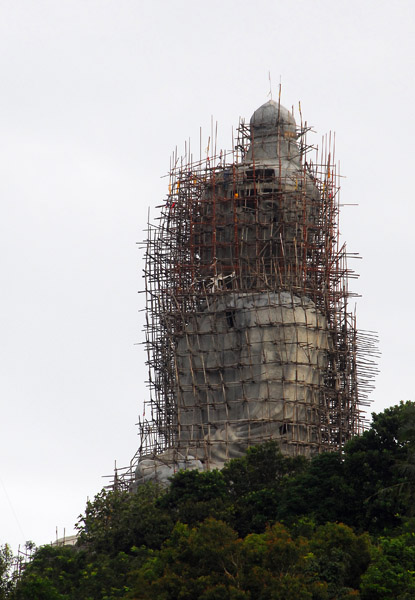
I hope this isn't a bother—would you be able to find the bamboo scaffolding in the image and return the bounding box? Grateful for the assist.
[109,105,378,490]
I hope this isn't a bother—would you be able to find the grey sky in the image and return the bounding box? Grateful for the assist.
[1,0,413,550]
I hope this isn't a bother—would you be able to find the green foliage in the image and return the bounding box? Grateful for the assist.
[360,533,415,599]
[12,545,78,600]
[222,441,307,536]
[279,452,350,526]
[341,401,413,533]
[8,402,415,599]
[157,469,230,526]
[129,519,314,599]
[222,440,307,497]
[308,522,371,597]
[11,544,140,600]
[0,545,16,600]
[128,519,369,599]
[76,482,173,555]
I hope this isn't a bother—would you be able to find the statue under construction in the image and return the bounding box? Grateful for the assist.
[122,98,376,486]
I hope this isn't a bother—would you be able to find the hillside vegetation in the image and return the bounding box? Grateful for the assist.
[3,401,415,599]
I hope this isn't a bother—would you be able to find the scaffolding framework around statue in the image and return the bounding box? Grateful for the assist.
[109,113,378,490]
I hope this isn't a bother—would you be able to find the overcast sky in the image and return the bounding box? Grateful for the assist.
[1,0,414,551]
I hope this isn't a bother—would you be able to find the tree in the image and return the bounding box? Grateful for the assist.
[11,545,80,600]
[13,402,415,599]
[157,469,230,526]
[308,522,371,598]
[279,452,351,527]
[76,483,173,555]
[343,401,415,533]
[127,519,368,600]
[222,441,307,498]
[221,442,307,536]
[360,533,415,599]
[128,519,244,600]
[0,545,16,600]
